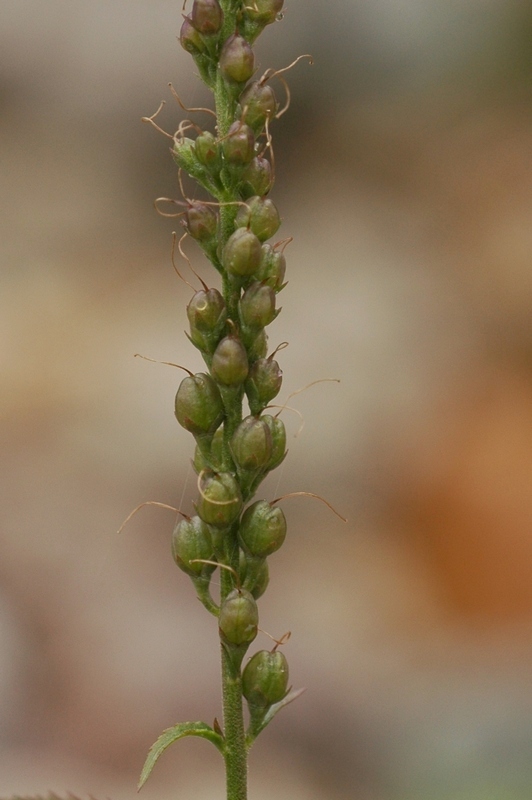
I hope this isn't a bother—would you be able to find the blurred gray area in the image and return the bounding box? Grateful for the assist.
[1,1,532,798]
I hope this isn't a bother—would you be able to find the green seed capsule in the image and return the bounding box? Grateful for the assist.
[250,558,269,599]
[248,328,268,361]
[220,34,255,84]
[219,588,258,645]
[194,131,221,169]
[222,227,262,277]
[239,281,277,330]
[195,471,242,527]
[180,14,207,54]
[187,288,226,353]
[239,82,277,133]
[262,414,286,469]
[235,196,281,243]
[245,357,282,412]
[239,500,286,557]
[242,649,289,707]
[182,202,218,242]
[211,336,249,385]
[193,426,224,473]
[255,243,286,290]
[231,416,273,472]
[221,122,255,166]
[171,516,213,576]
[175,373,224,436]
[244,0,284,25]
[190,0,223,34]
[241,156,273,199]
[239,550,269,599]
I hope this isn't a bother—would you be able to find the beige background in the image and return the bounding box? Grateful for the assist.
[1,1,532,798]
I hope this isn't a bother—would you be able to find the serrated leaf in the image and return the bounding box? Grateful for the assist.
[138,721,225,790]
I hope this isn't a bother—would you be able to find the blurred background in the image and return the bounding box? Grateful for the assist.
[1,1,532,798]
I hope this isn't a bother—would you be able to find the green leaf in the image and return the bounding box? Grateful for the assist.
[138,721,225,790]
[246,687,306,745]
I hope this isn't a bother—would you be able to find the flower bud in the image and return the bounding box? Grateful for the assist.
[245,0,284,25]
[235,196,281,242]
[255,243,286,290]
[262,414,286,469]
[190,0,223,35]
[219,588,258,645]
[221,122,255,166]
[187,288,226,353]
[220,34,255,84]
[239,500,286,557]
[245,357,282,412]
[195,130,221,169]
[239,81,277,133]
[231,415,273,472]
[241,156,273,199]
[171,515,213,576]
[211,335,249,385]
[242,649,289,707]
[222,227,262,276]
[182,202,218,242]
[175,373,224,436]
[180,14,207,54]
[196,470,242,527]
[239,281,277,330]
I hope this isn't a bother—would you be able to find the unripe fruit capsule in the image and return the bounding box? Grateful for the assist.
[195,131,220,168]
[255,243,286,290]
[219,588,258,645]
[195,471,243,527]
[246,357,282,411]
[171,516,213,576]
[242,649,289,707]
[190,0,223,35]
[241,156,273,198]
[221,122,255,166]
[183,203,218,242]
[239,281,277,330]
[231,415,273,472]
[180,15,207,54]
[245,0,284,25]
[262,414,286,469]
[193,427,224,473]
[211,336,249,385]
[222,227,262,277]
[235,196,281,243]
[239,499,286,557]
[220,34,255,83]
[175,373,224,436]
[187,288,226,333]
[239,82,277,132]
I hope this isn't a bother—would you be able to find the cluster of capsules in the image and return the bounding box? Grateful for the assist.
[170,0,292,724]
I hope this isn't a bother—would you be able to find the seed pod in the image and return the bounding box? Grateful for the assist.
[211,335,249,385]
[219,588,258,645]
[241,156,273,199]
[255,243,286,290]
[239,81,277,133]
[193,426,224,473]
[195,131,220,169]
[171,515,213,576]
[231,416,273,472]
[222,227,262,277]
[242,649,289,707]
[182,202,218,243]
[175,373,224,437]
[245,357,282,412]
[244,0,284,25]
[250,558,269,599]
[190,0,223,35]
[195,471,242,527]
[220,34,255,84]
[239,281,277,330]
[248,328,268,361]
[235,196,281,242]
[262,414,286,469]
[239,499,286,557]
[221,122,255,166]
[239,550,269,599]
[180,14,207,54]
[187,288,226,352]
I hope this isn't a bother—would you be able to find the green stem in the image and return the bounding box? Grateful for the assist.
[220,565,248,800]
